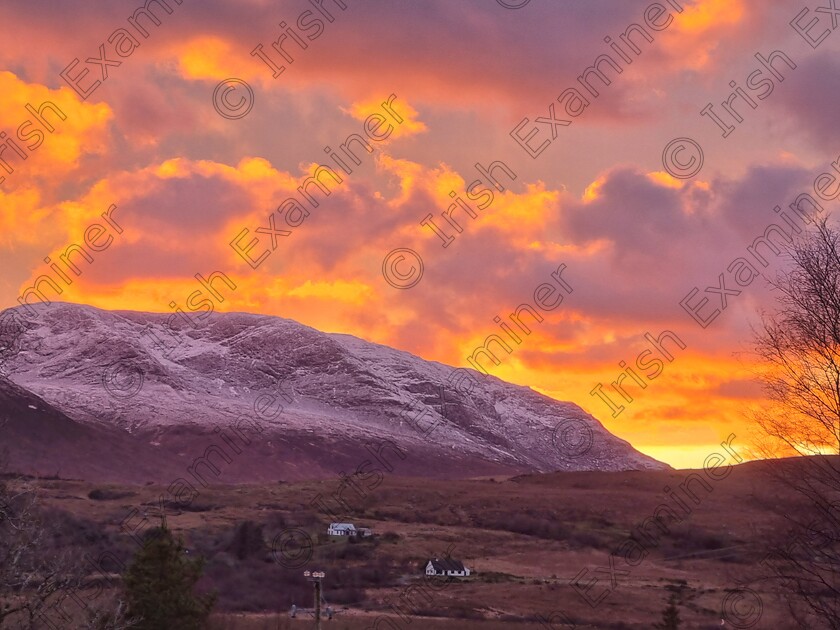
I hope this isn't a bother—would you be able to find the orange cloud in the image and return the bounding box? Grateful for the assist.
[174,36,268,84]
[0,186,50,246]
[346,97,427,141]
[287,279,374,305]
[677,0,746,34]
[662,0,748,70]
[0,71,112,188]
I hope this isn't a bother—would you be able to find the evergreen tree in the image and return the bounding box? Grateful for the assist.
[654,593,681,629]
[122,525,215,630]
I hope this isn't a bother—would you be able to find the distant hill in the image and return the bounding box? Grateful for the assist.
[0,302,666,483]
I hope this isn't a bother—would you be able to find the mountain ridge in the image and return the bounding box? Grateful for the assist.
[0,302,667,482]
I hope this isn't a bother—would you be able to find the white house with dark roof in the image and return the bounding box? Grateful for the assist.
[327,522,373,537]
[328,523,357,536]
[425,557,470,577]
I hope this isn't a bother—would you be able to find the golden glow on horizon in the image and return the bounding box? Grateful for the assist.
[287,279,374,304]
[639,443,750,470]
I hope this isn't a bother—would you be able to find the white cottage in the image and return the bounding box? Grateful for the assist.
[327,523,357,536]
[327,522,373,537]
[425,557,470,577]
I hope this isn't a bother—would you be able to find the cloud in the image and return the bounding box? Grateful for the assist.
[771,51,840,152]
[661,0,747,70]
[1,0,834,468]
[714,378,765,400]
[345,97,427,141]
[0,71,113,190]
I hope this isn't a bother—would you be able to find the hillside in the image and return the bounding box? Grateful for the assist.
[14,459,803,629]
[0,302,665,483]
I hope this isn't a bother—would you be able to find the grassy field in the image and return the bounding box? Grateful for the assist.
[16,460,804,628]
[208,615,561,629]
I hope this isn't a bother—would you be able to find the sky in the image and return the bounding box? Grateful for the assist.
[2,0,839,468]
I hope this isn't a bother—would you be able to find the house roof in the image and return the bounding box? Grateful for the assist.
[428,557,467,572]
[329,523,356,530]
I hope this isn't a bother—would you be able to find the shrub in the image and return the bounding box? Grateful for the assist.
[88,488,135,501]
[156,499,216,512]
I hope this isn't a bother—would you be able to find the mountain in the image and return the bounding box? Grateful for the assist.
[0,302,666,483]
[0,373,183,481]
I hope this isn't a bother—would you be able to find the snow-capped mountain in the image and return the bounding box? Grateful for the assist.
[0,302,666,482]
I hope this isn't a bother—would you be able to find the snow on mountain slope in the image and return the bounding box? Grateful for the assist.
[0,302,666,481]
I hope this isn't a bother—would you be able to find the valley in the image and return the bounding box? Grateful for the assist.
[10,460,800,629]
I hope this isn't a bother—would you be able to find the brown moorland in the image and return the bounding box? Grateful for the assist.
[11,458,810,629]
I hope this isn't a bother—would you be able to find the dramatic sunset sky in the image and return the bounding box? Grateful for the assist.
[2,0,839,468]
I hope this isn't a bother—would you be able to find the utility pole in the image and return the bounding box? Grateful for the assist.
[315,578,321,629]
[304,570,325,630]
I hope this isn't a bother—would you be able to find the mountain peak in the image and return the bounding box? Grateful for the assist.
[1,302,666,482]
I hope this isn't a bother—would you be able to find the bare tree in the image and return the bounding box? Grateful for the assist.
[0,473,77,628]
[0,455,137,629]
[751,216,840,628]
